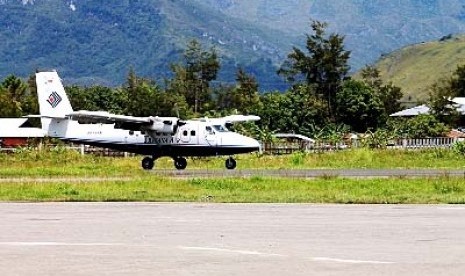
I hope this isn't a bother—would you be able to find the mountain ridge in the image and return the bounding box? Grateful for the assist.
[2,0,465,92]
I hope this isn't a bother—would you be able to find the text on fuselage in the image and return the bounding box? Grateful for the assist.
[145,136,174,144]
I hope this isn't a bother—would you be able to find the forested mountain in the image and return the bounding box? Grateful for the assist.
[201,0,465,70]
[2,0,465,90]
[0,0,292,90]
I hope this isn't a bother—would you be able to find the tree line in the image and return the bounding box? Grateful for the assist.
[0,20,462,141]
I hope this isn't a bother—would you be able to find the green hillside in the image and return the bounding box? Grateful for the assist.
[369,35,465,101]
[4,0,465,90]
[199,0,465,70]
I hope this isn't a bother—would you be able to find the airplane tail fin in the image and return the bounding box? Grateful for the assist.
[35,71,74,134]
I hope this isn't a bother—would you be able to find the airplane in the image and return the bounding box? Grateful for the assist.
[33,70,261,170]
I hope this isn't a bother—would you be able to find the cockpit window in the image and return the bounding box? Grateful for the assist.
[206,126,214,134]
[212,125,228,132]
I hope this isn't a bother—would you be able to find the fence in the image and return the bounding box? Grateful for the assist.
[389,137,459,149]
[262,137,462,154]
[0,137,463,156]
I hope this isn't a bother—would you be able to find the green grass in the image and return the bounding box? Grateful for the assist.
[1,176,465,203]
[1,147,465,203]
[1,147,464,177]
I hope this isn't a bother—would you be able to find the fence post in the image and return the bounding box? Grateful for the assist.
[80,144,85,155]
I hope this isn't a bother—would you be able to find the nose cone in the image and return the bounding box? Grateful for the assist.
[221,133,261,153]
[245,136,261,151]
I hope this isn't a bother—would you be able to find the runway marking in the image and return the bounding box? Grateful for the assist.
[0,242,125,247]
[312,257,394,264]
[179,246,286,257]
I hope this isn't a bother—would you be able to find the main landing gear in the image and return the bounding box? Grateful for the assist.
[173,157,187,170]
[141,156,238,170]
[141,156,155,170]
[141,156,187,170]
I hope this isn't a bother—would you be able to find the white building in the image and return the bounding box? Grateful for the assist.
[0,118,45,147]
[390,97,465,117]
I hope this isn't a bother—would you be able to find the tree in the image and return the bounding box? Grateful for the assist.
[254,84,329,137]
[0,87,22,117]
[255,92,293,134]
[123,69,189,117]
[335,79,384,132]
[1,75,27,102]
[378,83,403,117]
[123,69,160,117]
[234,68,260,112]
[427,77,458,125]
[169,39,220,115]
[450,64,465,97]
[395,115,448,138]
[23,74,39,116]
[360,65,403,119]
[278,20,351,119]
[286,84,330,136]
[216,68,260,114]
[360,65,383,88]
[68,85,127,114]
[0,75,28,117]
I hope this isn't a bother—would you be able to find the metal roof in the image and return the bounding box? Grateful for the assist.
[389,104,430,117]
[273,133,315,142]
[390,97,465,117]
[0,118,45,138]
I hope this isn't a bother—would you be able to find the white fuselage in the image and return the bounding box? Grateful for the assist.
[46,118,260,157]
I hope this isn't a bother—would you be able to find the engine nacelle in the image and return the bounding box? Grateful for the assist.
[146,117,179,133]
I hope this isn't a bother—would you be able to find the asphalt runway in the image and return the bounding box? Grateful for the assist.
[1,203,465,275]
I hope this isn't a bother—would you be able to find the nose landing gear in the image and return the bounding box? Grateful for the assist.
[225,157,237,170]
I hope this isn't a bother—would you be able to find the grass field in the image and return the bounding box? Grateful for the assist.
[1,147,465,203]
[1,176,465,204]
[1,147,464,177]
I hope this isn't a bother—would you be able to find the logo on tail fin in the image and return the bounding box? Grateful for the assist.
[47,91,62,108]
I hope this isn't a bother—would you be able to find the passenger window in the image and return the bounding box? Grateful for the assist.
[183,130,188,136]
[191,130,196,136]
[129,130,134,136]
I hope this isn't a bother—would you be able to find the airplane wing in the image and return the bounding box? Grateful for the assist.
[221,115,260,123]
[68,110,151,124]
[67,110,179,132]
[207,115,260,125]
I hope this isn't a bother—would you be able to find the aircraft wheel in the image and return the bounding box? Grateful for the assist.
[141,157,154,170]
[225,157,237,170]
[174,157,187,170]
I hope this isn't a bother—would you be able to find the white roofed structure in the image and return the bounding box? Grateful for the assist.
[0,118,45,147]
[273,133,315,143]
[390,97,465,117]
[390,104,430,117]
[0,118,45,138]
